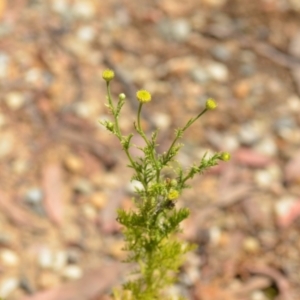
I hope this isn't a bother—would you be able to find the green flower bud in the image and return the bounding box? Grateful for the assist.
[106,121,114,131]
[119,93,126,100]
[170,179,178,187]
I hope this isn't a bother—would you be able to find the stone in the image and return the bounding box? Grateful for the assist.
[0,249,19,267]
[171,19,191,42]
[206,62,229,82]
[107,240,126,260]
[190,67,210,83]
[82,204,97,220]
[77,26,96,42]
[157,18,191,43]
[202,0,227,7]
[72,1,96,19]
[37,272,60,289]
[238,121,265,145]
[151,112,171,130]
[0,278,19,298]
[89,192,107,210]
[0,131,14,159]
[38,248,53,269]
[24,188,43,205]
[64,154,83,173]
[53,251,67,271]
[73,178,93,194]
[233,80,251,99]
[5,92,25,110]
[255,137,278,157]
[62,265,83,280]
[0,51,9,78]
[243,237,260,253]
[211,45,231,61]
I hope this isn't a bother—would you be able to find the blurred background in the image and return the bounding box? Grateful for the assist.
[0,0,300,299]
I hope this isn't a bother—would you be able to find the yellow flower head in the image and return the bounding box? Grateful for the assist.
[168,190,179,201]
[102,69,115,82]
[205,98,217,110]
[136,90,151,103]
[220,152,231,162]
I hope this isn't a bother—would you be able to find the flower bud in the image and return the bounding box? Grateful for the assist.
[205,98,217,110]
[102,69,114,82]
[168,190,179,200]
[170,179,178,187]
[106,122,114,131]
[119,93,126,100]
[220,152,231,161]
[136,90,151,103]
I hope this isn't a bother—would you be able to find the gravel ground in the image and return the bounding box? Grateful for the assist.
[0,0,300,299]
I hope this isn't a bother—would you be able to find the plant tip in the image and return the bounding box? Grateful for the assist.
[102,69,115,82]
[136,89,151,103]
[205,98,217,110]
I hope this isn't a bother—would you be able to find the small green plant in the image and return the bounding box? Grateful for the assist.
[101,69,230,300]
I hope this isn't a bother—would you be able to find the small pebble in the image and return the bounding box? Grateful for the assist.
[0,52,9,78]
[51,0,69,14]
[38,248,53,269]
[250,290,268,300]
[0,132,14,159]
[38,272,60,289]
[254,170,274,188]
[209,226,222,246]
[77,26,96,42]
[72,1,96,19]
[239,64,256,76]
[108,240,126,260]
[5,92,25,110]
[255,137,278,157]
[243,237,260,253]
[53,251,67,271]
[0,249,19,267]
[127,180,144,194]
[233,80,251,99]
[62,265,83,280]
[202,0,227,7]
[89,192,107,210]
[24,188,43,205]
[151,112,171,130]
[64,154,83,173]
[211,45,231,61]
[206,62,229,82]
[0,278,19,298]
[171,19,191,42]
[190,67,210,83]
[82,204,97,220]
[73,178,93,194]
[238,121,265,145]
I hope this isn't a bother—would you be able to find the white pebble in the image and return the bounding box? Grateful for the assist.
[0,250,19,267]
[206,62,229,82]
[62,265,83,280]
[38,248,53,269]
[5,92,25,110]
[152,112,171,130]
[0,278,19,298]
[53,251,67,271]
[77,26,96,42]
[72,1,95,19]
